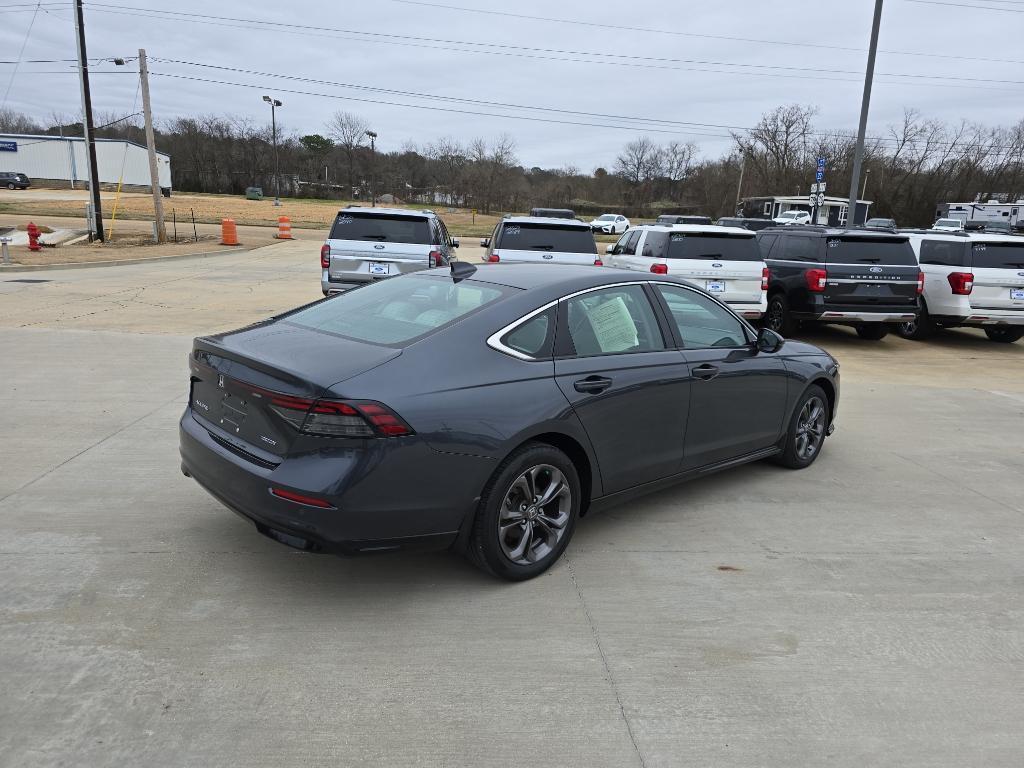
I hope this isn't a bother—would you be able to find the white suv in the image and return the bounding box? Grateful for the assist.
[604,224,768,319]
[898,232,1024,343]
[774,210,811,226]
[482,216,599,265]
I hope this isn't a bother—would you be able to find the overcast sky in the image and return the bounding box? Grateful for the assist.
[2,0,1022,170]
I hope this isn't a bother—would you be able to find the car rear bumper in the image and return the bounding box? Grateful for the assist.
[944,311,1024,326]
[726,301,766,319]
[179,409,473,555]
[815,309,917,324]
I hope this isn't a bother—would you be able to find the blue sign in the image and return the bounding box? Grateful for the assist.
[816,170,825,182]
[0,141,17,152]
[817,157,826,170]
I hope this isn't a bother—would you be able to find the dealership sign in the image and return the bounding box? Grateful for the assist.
[0,141,17,152]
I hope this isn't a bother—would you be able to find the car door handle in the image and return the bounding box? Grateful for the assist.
[692,364,720,381]
[574,376,612,394]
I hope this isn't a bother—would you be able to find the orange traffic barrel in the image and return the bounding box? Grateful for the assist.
[275,215,293,240]
[220,218,240,246]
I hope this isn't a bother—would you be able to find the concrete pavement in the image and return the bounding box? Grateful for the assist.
[1,243,1022,766]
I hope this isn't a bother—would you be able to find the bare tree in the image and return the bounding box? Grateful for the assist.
[661,141,697,201]
[737,104,818,195]
[327,111,370,195]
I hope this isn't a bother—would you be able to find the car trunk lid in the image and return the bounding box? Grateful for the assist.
[823,235,920,307]
[661,231,764,303]
[968,242,1024,311]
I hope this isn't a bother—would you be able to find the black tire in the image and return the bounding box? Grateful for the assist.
[467,442,581,581]
[893,305,935,340]
[855,323,888,340]
[984,327,1024,343]
[6,183,14,190]
[773,384,829,469]
[765,293,797,336]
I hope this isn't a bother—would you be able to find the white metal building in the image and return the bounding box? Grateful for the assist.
[0,133,171,191]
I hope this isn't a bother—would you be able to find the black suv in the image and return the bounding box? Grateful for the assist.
[757,227,922,340]
[717,217,776,232]
[0,171,30,190]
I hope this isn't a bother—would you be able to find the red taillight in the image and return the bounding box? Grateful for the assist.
[761,267,770,291]
[270,487,334,509]
[948,271,974,295]
[650,263,668,275]
[320,244,330,269]
[486,253,500,263]
[916,271,925,295]
[428,249,442,268]
[266,393,413,438]
[805,268,827,292]
[593,258,603,266]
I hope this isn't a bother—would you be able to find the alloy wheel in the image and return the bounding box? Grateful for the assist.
[498,464,571,566]
[795,396,826,460]
[898,319,917,336]
[767,299,784,332]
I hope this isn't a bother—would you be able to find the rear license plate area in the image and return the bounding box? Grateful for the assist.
[219,393,249,433]
[1011,288,1024,301]
[706,280,726,292]
[369,261,390,275]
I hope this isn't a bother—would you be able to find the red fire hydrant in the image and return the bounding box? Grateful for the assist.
[27,221,42,252]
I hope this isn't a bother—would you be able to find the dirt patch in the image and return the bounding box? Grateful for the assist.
[0,232,256,267]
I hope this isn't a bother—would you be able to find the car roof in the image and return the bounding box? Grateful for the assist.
[758,226,908,239]
[426,263,684,292]
[636,223,755,236]
[502,216,590,227]
[907,231,1023,244]
[338,206,435,219]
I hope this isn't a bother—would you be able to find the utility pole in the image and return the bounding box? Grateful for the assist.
[847,0,884,228]
[138,49,166,243]
[73,0,103,241]
[734,148,746,214]
[263,95,282,206]
[861,167,871,200]
[366,130,377,206]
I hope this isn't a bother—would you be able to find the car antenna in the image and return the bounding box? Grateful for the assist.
[450,262,476,282]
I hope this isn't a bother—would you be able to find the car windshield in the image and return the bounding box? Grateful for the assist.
[935,219,961,228]
[597,214,616,221]
[971,243,1024,270]
[665,232,761,261]
[866,219,891,226]
[497,223,597,253]
[284,275,509,345]
[779,212,802,219]
[329,212,433,244]
[825,237,916,265]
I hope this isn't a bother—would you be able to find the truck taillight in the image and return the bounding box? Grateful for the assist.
[320,244,330,269]
[761,267,770,290]
[948,271,973,295]
[268,396,413,438]
[428,249,442,268]
[650,263,668,275]
[917,271,925,295]
[805,268,827,292]
[487,253,500,263]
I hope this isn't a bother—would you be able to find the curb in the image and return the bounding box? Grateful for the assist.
[0,240,289,272]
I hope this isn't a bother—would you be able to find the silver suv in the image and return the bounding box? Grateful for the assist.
[320,207,459,295]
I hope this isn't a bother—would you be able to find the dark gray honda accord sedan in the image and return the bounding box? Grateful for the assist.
[180,263,839,580]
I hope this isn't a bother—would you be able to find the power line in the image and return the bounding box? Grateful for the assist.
[80,1,1024,88]
[1,0,41,110]
[905,0,1024,9]
[389,0,1024,67]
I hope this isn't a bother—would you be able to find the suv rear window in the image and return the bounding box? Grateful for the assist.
[329,212,432,244]
[825,237,916,265]
[285,275,508,345]
[497,223,596,254]
[971,242,1024,270]
[664,232,761,261]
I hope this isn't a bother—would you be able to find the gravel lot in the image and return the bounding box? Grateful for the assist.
[1,241,1022,767]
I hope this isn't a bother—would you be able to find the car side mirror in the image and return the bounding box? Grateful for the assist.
[480,237,490,248]
[756,327,785,353]
[451,238,460,248]
[605,244,614,254]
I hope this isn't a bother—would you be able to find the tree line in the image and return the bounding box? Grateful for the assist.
[2,104,1022,226]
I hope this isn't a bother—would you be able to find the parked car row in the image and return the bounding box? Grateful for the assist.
[318,207,1024,344]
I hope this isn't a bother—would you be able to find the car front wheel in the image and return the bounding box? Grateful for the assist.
[468,443,581,581]
[6,183,14,190]
[774,384,829,469]
[984,327,1024,343]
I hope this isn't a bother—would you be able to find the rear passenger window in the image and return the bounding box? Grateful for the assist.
[564,285,664,357]
[781,235,820,262]
[920,240,966,267]
[640,231,668,258]
[757,234,777,259]
[622,230,641,256]
[501,308,555,359]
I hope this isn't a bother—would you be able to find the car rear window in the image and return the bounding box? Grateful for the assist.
[825,237,916,265]
[971,242,1024,270]
[329,212,433,244]
[284,275,509,346]
[497,223,596,254]
[664,232,761,261]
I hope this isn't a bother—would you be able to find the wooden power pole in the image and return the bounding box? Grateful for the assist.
[73,0,103,241]
[138,49,166,243]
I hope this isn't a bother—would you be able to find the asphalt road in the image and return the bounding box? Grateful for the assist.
[1,241,1023,767]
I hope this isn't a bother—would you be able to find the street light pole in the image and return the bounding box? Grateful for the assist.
[847,0,884,227]
[366,130,377,207]
[861,167,871,200]
[263,95,282,206]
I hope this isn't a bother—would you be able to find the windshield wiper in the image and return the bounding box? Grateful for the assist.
[361,234,387,240]
[530,244,555,250]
